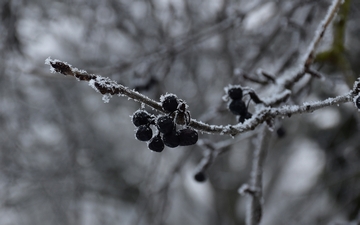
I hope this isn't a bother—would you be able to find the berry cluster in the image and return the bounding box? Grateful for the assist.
[131,94,198,152]
[226,86,252,123]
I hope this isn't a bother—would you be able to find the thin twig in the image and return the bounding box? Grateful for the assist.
[305,67,324,79]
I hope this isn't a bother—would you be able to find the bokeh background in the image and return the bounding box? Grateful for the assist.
[1,0,360,224]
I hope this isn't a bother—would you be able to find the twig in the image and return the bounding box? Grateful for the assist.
[305,67,324,79]
[45,58,355,136]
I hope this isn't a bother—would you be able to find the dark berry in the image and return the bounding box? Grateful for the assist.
[156,115,175,134]
[194,171,207,182]
[163,130,180,148]
[238,112,252,123]
[178,128,198,146]
[229,99,247,116]
[132,110,152,127]
[161,94,179,113]
[148,135,165,152]
[276,127,286,138]
[356,96,360,109]
[228,86,243,100]
[135,125,153,141]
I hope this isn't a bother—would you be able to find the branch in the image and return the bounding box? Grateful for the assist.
[282,0,343,89]
[239,125,272,225]
[304,0,343,68]
[45,58,355,136]
[45,58,163,110]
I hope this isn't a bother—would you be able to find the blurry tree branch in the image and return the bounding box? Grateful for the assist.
[239,125,272,225]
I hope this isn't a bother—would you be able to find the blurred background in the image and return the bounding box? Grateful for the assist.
[1,0,360,224]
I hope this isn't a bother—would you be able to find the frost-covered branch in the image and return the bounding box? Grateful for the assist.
[239,125,272,225]
[45,58,356,137]
[45,58,163,110]
[282,0,343,89]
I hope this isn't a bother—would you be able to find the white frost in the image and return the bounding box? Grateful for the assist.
[44,57,58,73]
[102,94,112,103]
[88,80,99,93]
[160,93,178,102]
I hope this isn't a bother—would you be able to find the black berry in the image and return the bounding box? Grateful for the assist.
[161,94,179,113]
[132,110,152,127]
[356,96,360,109]
[148,135,165,152]
[194,171,207,182]
[229,99,247,116]
[135,125,153,141]
[178,128,198,146]
[238,112,252,123]
[276,127,286,138]
[228,86,243,100]
[156,115,175,134]
[163,130,180,148]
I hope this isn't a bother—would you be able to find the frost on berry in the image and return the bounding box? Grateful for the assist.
[160,94,179,113]
[148,135,164,152]
[156,115,175,134]
[135,125,153,141]
[178,128,198,146]
[276,127,286,138]
[163,130,180,148]
[229,99,247,116]
[194,171,207,182]
[132,110,152,127]
[227,86,243,100]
